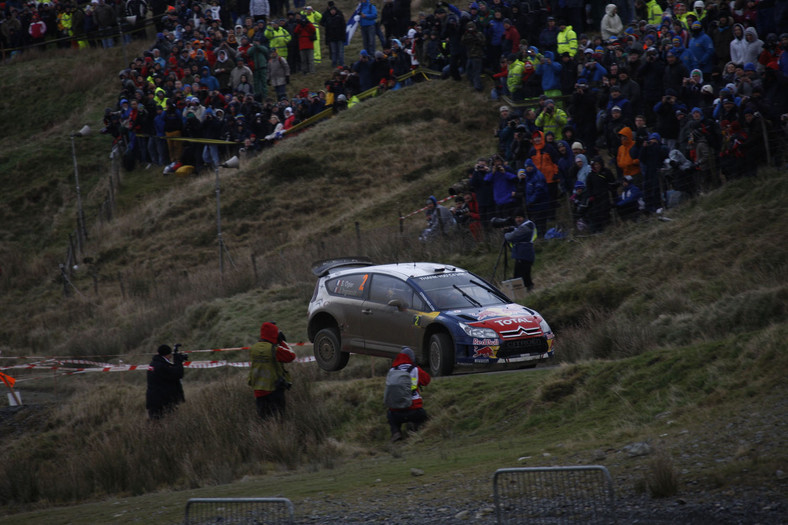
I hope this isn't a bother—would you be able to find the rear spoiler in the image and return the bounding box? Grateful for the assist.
[311,257,374,277]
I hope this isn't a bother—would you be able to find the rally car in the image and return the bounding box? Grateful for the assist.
[307,259,555,376]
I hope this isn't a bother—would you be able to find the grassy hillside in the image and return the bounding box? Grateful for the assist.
[0,29,786,522]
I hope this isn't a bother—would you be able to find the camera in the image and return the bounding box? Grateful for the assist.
[490,216,515,229]
[173,344,188,363]
[275,376,292,390]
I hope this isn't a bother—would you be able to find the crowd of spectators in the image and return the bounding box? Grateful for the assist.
[4,0,786,223]
[412,0,788,238]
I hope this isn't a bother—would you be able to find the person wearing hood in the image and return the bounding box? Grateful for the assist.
[213,49,234,90]
[601,4,623,41]
[740,27,764,68]
[616,126,641,181]
[386,347,431,443]
[686,20,714,74]
[420,195,456,241]
[513,162,550,237]
[570,153,592,188]
[555,140,575,193]
[536,51,563,97]
[249,322,296,420]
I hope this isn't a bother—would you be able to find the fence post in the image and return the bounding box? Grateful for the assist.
[60,264,71,297]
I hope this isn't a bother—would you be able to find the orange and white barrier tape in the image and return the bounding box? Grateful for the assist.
[401,195,455,219]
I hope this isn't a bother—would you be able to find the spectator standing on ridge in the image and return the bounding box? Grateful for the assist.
[322,2,347,67]
[249,322,296,421]
[293,13,317,74]
[249,39,271,97]
[146,344,187,420]
[358,0,378,55]
[601,4,623,41]
[462,21,486,92]
[386,346,431,443]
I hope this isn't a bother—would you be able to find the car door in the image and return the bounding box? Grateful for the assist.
[324,272,370,353]
[361,274,425,356]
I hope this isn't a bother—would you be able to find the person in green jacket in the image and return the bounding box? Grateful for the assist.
[249,322,296,420]
[264,18,293,59]
[249,40,270,99]
[506,53,525,100]
[556,21,578,58]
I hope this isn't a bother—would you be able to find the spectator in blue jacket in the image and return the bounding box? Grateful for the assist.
[200,66,221,92]
[536,50,563,97]
[686,20,715,75]
[514,160,550,236]
[358,0,378,55]
[615,175,643,221]
[484,156,518,219]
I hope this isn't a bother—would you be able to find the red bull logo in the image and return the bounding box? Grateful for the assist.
[472,345,499,358]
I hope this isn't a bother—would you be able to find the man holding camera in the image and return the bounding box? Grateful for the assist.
[146,344,187,419]
[249,322,296,421]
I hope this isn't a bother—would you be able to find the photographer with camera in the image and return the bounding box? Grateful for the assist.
[249,322,296,421]
[503,209,537,291]
[146,344,187,420]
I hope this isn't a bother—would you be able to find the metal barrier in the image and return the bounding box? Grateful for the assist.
[184,497,295,525]
[493,466,616,524]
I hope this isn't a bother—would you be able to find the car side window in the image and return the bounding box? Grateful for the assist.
[368,275,425,310]
[325,273,369,299]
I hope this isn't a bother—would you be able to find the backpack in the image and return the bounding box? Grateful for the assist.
[383,365,415,409]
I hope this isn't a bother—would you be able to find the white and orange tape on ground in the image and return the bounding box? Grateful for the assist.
[401,195,455,219]
[0,342,315,382]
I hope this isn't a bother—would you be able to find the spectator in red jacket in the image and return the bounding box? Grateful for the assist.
[293,14,317,74]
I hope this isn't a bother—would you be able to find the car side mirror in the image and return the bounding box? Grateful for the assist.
[387,298,408,311]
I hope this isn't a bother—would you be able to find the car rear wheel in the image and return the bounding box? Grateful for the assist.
[428,332,455,377]
[313,328,349,371]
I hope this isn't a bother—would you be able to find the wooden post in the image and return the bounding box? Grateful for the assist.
[0,372,21,406]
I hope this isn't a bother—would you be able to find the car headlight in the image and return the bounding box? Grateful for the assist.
[539,317,553,336]
[459,322,498,339]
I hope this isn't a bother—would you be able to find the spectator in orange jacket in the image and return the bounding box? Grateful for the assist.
[616,126,641,181]
[528,130,560,220]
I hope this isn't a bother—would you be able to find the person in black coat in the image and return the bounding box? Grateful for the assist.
[585,156,617,233]
[630,132,669,213]
[146,344,186,419]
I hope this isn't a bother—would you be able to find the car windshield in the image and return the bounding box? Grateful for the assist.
[413,272,508,310]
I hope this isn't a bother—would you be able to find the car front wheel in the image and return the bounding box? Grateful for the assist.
[313,328,350,371]
[428,332,455,377]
